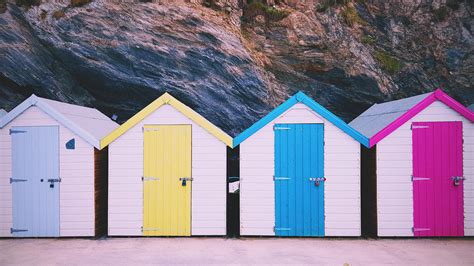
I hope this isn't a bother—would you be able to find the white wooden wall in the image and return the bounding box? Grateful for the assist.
[108,104,227,236]
[240,103,361,236]
[0,107,95,237]
[376,100,474,236]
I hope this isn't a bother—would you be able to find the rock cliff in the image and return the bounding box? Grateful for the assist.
[0,0,472,135]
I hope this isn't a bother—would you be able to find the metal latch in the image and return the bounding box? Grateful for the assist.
[142,177,160,181]
[11,228,28,234]
[179,177,193,186]
[47,178,61,188]
[310,177,326,186]
[10,178,27,184]
[451,176,465,186]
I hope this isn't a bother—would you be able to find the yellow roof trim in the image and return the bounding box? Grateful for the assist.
[100,93,232,148]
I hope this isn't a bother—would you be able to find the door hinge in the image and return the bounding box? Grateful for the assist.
[142,227,160,232]
[273,226,291,232]
[9,129,27,135]
[273,176,290,181]
[143,127,159,132]
[273,126,291,131]
[411,125,429,130]
[11,228,28,234]
[142,176,160,181]
[10,178,27,184]
[412,227,430,233]
[411,175,430,181]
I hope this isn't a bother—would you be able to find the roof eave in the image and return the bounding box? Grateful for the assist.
[0,94,102,149]
[233,92,370,148]
[368,89,474,147]
[101,92,233,148]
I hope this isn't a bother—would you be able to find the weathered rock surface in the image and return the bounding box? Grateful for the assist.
[0,0,472,136]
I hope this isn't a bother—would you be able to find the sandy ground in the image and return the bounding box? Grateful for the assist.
[0,237,473,265]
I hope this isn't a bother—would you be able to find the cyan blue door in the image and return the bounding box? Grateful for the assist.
[274,123,324,236]
[11,126,60,237]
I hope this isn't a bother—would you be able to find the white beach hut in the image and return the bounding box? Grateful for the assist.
[101,92,233,236]
[234,92,369,237]
[0,95,118,237]
[350,89,474,237]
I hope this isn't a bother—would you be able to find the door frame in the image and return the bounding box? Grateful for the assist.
[273,123,325,237]
[411,121,464,237]
[142,124,193,236]
[11,125,60,237]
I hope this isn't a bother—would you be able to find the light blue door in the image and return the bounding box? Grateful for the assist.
[274,124,324,237]
[11,126,60,237]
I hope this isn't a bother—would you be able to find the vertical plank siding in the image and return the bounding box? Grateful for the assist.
[240,104,361,236]
[108,105,226,236]
[377,101,474,236]
[0,107,95,237]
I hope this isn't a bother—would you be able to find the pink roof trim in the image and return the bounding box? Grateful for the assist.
[369,89,474,147]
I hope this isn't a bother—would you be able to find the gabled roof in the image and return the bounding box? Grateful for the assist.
[0,95,119,149]
[350,89,474,148]
[0,109,6,118]
[100,92,233,149]
[233,92,370,148]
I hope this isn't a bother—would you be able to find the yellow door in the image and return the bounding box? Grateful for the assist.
[143,125,192,236]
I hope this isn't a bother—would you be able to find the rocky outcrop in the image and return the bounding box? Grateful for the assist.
[0,0,472,135]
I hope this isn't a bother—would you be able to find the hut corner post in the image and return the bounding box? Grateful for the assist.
[94,147,109,238]
[361,144,377,238]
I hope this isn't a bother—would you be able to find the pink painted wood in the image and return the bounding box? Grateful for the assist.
[412,121,464,237]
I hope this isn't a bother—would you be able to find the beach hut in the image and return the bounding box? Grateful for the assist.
[0,109,6,119]
[350,89,474,237]
[101,93,232,236]
[0,95,118,237]
[234,92,369,237]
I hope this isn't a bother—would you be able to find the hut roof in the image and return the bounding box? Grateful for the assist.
[101,92,233,148]
[233,92,370,148]
[350,89,474,147]
[0,95,119,149]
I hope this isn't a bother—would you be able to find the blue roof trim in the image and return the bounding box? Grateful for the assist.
[232,92,370,148]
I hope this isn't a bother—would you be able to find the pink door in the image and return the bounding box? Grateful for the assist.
[412,121,464,237]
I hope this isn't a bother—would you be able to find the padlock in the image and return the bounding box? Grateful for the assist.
[182,179,187,186]
[50,183,54,188]
[315,179,320,186]
[453,178,459,186]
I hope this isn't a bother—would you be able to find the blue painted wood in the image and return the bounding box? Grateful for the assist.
[233,92,369,148]
[12,126,60,237]
[274,123,325,237]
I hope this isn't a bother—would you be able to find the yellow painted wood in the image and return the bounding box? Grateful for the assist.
[143,125,192,236]
[100,93,232,149]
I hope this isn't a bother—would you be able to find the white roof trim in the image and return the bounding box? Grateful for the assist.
[0,95,107,149]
